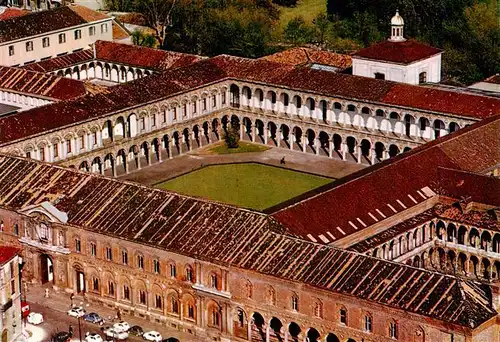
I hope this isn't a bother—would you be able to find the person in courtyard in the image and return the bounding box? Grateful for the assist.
[280,157,286,164]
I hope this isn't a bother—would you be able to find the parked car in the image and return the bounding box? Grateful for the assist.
[162,338,180,342]
[143,330,162,342]
[102,327,128,340]
[129,325,144,336]
[113,321,130,333]
[21,301,30,319]
[85,332,104,342]
[83,312,105,325]
[27,312,43,325]
[51,331,72,342]
[67,306,86,318]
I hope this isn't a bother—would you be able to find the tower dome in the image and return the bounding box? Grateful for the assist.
[391,10,404,26]
[388,10,406,42]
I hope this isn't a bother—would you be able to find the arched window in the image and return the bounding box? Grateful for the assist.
[389,321,398,339]
[0,220,4,231]
[291,294,299,311]
[185,265,193,282]
[75,237,81,253]
[137,254,144,269]
[121,250,128,265]
[155,295,162,309]
[139,290,147,305]
[267,286,276,305]
[314,300,323,318]
[187,304,195,319]
[153,259,160,274]
[92,277,99,291]
[108,281,115,296]
[13,223,19,236]
[123,285,130,300]
[339,307,347,325]
[245,280,253,299]
[169,263,176,277]
[364,314,373,332]
[171,297,179,313]
[210,273,218,289]
[211,307,220,327]
[419,72,427,84]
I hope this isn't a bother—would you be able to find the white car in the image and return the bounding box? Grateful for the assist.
[27,312,43,325]
[143,331,162,342]
[85,332,104,342]
[113,321,130,333]
[67,306,86,318]
[103,327,128,340]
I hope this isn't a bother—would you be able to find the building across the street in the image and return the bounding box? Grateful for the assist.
[0,246,22,342]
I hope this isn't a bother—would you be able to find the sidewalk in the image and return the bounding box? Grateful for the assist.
[25,284,202,342]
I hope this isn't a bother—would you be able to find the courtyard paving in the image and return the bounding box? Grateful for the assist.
[119,145,365,186]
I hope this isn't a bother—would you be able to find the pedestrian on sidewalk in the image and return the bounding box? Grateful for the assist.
[116,309,121,320]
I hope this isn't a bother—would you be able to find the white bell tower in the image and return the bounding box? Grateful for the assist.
[389,10,406,42]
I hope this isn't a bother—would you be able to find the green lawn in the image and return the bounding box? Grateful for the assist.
[278,0,326,29]
[208,141,270,154]
[156,163,332,211]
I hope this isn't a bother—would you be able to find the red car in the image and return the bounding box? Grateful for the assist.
[21,301,30,319]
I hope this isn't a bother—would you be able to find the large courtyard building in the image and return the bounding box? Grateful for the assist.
[0,6,498,342]
[0,246,22,342]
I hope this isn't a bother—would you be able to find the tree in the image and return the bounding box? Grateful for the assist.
[313,13,331,45]
[284,16,315,45]
[134,0,178,49]
[131,30,157,47]
[224,127,240,149]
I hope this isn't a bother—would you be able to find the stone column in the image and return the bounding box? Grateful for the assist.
[124,156,129,174]
[264,127,268,145]
[357,146,362,164]
[328,139,333,158]
[276,130,281,148]
[112,159,117,177]
[289,135,293,150]
[370,148,376,165]
[240,124,244,140]
[157,145,162,162]
[302,137,307,153]
[315,138,320,155]
[341,143,347,160]
[167,141,172,159]
[383,150,389,160]
[251,125,256,142]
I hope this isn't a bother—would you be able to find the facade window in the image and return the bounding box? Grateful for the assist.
[314,301,322,318]
[89,26,96,36]
[93,131,98,145]
[141,117,145,130]
[26,41,33,52]
[13,223,19,236]
[291,295,298,311]
[186,266,193,282]
[121,250,128,265]
[74,29,82,40]
[222,92,226,105]
[340,308,348,325]
[151,115,156,127]
[153,259,160,274]
[212,95,216,108]
[108,281,114,296]
[26,152,31,159]
[183,103,187,117]
[10,263,15,295]
[121,69,126,80]
[211,308,220,327]
[0,220,3,231]
[53,143,59,158]
[162,111,167,123]
[39,224,49,240]
[90,242,97,256]
[245,280,253,299]
[8,46,14,56]
[40,147,45,161]
[210,273,218,289]
[203,98,207,111]
[139,290,146,304]
[123,285,130,300]
[155,295,162,309]
[92,277,99,291]
[192,102,197,114]
[374,72,385,80]
[101,23,108,33]
[389,321,398,339]
[170,263,176,277]
[419,72,427,84]
[171,297,179,313]
[105,246,112,260]
[267,286,276,305]
[58,34,65,44]
[66,139,72,154]
[79,136,85,150]
[75,238,81,252]
[172,108,177,120]
[365,315,373,332]
[137,254,144,269]
[187,304,194,319]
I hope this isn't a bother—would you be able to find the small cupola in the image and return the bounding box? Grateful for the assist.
[389,10,406,42]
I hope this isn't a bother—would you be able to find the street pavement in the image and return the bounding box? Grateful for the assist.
[23,284,202,342]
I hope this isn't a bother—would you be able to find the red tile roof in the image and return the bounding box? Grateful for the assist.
[112,21,130,41]
[0,7,28,21]
[484,74,500,85]
[94,40,202,70]
[353,40,442,64]
[271,115,500,242]
[21,49,94,73]
[0,66,88,100]
[0,246,20,265]
[67,4,109,22]
[262,47,352,70]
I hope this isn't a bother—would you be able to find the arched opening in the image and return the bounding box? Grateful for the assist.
[242,87,252,106]
[74,264,85,293]
[293,95,302,115]
[255,120,264,143]
[326,333,340,342]
[268,122,278,146]
[433,119,445,139]
[482,258,491,280]
[447,223,457,243]
[449,122,460,133]
[419,117,431,139]
[292,127,303,150]
[360,139,371,163]
[492,234,500,253]
[288,322,301,342]
[318,131,330,156]
[436,221,446,240]
[404,114,415,137]
[40,254,54,284]
[269,317,283,340]
[233,309,247,339]
[458,226,467,245]
[230,84,240,108]
[251,312,265,341]
[305,129,316,153]
[320,100,328,122]
[469,228,480,247]
[267,90,277,111]
[306,328,320,342]
[388,144,399,158]
[280,124,290,148]
[374,142,385,161]
[481,231,492,251]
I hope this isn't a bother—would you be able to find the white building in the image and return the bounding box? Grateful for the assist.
[0,246,22,342]
[0,5,113,67]
[352,11,443,85]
